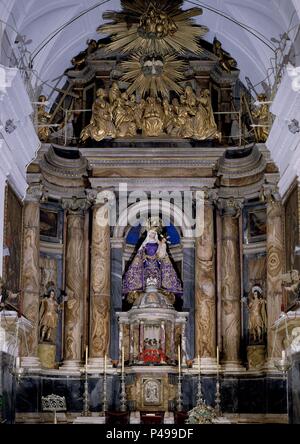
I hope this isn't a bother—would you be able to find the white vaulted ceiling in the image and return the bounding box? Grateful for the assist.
[0,0,299,97]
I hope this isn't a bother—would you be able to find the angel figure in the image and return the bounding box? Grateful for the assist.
[248,286,267,343]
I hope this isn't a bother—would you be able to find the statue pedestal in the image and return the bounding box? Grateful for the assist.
[247,345,266,370]
[38,343,56,369]
[164,412,174,424]
[130,411,140,424]
[0,310,32,356]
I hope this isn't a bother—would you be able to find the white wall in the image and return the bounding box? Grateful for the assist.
[267,68,300,197]
[0,64,40,275]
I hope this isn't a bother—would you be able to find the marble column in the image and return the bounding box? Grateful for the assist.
[20,185,43,368]
[195,196,216,369]
[89,203,110,367]
[182,239,195,360]
[110,238,123,360]
[219,198,244,370]
[265,189,284,362]
[61,198,87,369]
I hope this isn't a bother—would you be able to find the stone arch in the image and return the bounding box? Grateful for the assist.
[113,198,195,240]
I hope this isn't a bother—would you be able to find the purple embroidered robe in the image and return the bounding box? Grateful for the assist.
[122,242,182,295]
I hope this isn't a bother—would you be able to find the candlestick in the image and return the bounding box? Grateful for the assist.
[216,346,219,377]
[178,345,181,375]
[103,355,108,415]
[85,346,88,368]
[196,355,203,405]
[282,350,286,361]
[121,346,124,374]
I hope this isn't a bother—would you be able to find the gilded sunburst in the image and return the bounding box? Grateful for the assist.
[98,0,208,56]
[121,53,187,97]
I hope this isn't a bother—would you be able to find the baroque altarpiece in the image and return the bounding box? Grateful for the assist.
[1,1,291,423]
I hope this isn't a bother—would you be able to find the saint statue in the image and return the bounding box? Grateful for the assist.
[37,95,52,142]
[251,94,270,143]
[193,89,221,141]
[248,286,267,343]
[39,288,63,343]
[80,88,116,142]
[122,220,183,296]
[213,37,237,72]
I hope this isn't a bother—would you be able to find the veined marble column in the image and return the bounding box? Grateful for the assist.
[195,194,217,369]
[219,198,244,371]
[111,238,123,360]
[89,203,110,367]
[182,239,195,360]
[61,198,87,369]
[21,185,43,369]
[264,188,284,363]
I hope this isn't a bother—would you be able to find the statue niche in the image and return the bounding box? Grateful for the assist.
[117,219,188,367]
[122,221,183,297]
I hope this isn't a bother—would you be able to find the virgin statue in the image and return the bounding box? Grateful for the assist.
[122,222,183,296]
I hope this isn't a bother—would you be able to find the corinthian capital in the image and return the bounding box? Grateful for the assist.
[62,196,91,213]
[260,184,281,204]
[217,197,244,218]
[25,183,44,202]
[202,187,219,205]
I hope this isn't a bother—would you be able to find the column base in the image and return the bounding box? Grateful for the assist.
[59,360,81,372]
[221,361,246,373]
[21,356,41,370]
[263,357,284,374]
[193,357,218,372]
[88,357,113,371]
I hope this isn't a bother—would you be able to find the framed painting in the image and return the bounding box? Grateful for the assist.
[40,206,63,243]
[247,208,267,242]
[3,184,23,292]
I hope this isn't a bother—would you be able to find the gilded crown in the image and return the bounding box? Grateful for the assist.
[145,217,163,233]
